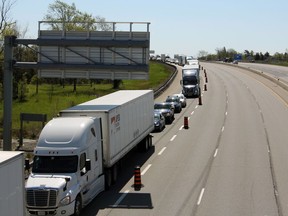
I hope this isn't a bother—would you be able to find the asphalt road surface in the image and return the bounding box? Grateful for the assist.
[239,62,288,85]
[81,62,288,216]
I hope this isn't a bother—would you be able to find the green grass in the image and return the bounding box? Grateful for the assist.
[0,61,174,138]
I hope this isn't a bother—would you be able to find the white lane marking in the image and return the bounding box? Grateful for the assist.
[158,147,167,155]
[191,111,194,115]
[214,149,218,157]
[221,126,225,132]
[170,135,177,141]
[225,111,228,116]
[112,190,129,207]
[179,126,184,130]
[195,105,199,109]
[197,188,205,205]
[188,117,191,120]
[141,164,152,175]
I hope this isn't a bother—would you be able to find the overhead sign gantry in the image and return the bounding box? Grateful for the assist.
[2,21,150,150]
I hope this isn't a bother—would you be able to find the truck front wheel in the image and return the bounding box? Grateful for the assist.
[74,196,82,216]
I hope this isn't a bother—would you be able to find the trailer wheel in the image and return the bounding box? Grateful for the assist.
[149,135,152,148]
[73,196,82,216]
[143,136,149,151]
[105,169,112,190]
[112,163,118,184]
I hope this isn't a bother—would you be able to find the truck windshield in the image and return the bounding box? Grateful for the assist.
[32,155,78,173]
[183,76,198,85]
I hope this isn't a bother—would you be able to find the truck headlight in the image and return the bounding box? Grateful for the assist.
[59,195,71,206]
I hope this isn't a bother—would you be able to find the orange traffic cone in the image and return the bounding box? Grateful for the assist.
[199,95,203,105]
[184,116,189,129]
[133,166,143,191]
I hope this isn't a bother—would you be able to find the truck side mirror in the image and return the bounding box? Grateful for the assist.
[25,159,30,171]
[85,159,91,171]
[63,177,70,191]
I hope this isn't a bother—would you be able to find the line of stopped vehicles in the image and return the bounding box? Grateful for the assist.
[20,58,201,216]
[154,57,201,132]
[153,93,187,132]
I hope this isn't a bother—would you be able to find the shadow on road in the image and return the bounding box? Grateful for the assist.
[81,146,155,215]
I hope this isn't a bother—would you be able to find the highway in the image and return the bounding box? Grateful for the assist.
[81,62,288,216]
[239,62,288,85]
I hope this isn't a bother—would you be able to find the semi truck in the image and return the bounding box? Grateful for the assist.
[180,64,201,97]
[0,151,25,216]
[25,90,154,216]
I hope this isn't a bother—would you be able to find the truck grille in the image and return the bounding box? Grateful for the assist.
[26,189,58,207]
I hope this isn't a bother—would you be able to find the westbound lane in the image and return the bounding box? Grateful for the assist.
[81,62,288,216]
[87,63,229,216]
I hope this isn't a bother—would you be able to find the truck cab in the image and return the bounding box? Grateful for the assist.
[180,65,201,98]
[25,117,105,216]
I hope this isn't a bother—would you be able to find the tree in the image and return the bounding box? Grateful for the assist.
[216,47,227,60]
[255,52,260,61]
[43,0,116,90]
[0,0,18,101]
[260,52,264,61]
[244,50,250,57]
[43,0,111,31]
[198,50,208,59]
[0,0,16,54]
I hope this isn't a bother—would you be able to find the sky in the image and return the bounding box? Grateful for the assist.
[11,0,288,58]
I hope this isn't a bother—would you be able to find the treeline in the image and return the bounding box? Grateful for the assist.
[198,47,288,66]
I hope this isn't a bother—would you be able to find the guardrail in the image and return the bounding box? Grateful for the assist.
[153,62,178,98]
[214,62,288,92]
[238,65,288,92]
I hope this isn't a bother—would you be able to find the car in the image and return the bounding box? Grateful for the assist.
[232,60,238,64]
[165,96,182,113]
[172,93,187,108]
[153,111,165,132]
[154,102,175,124]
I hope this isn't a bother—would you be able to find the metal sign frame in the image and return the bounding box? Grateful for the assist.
[18,21,150,80]
[2,21,150,150]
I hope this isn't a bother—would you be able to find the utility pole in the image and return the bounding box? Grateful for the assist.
[3,35,16,150]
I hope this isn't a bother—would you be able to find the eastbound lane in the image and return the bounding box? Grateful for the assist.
[239,62,288,81]
[196,63,283,215]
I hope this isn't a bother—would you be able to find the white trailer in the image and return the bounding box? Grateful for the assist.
[0,151,25,216]
[25,90,154,216]
[60,90,154,166]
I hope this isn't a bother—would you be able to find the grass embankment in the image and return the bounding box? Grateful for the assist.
[0,61,174,139]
